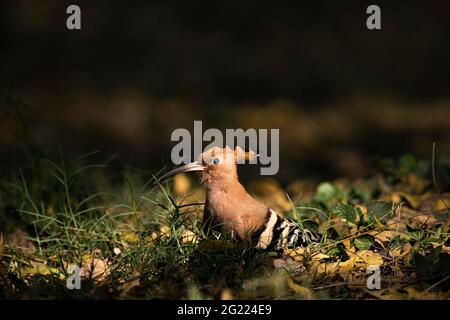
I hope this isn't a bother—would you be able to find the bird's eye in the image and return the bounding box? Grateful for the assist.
[213,158,220,165]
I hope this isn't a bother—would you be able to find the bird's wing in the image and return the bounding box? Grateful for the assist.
[256,208,319,250]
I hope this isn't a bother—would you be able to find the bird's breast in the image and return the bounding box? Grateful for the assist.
[204,185,268,239]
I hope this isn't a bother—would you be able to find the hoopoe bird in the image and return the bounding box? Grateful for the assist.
[156,146,318,250]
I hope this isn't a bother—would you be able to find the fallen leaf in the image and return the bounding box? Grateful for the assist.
[160,225,170,235]
[273,256,305,274]
[120,270,141,297]
[370,230,408,243]
[353,250,384,268]
[284,247,306,262]
[172,173,191,195]
[287,276,313,299]
[181,229,199,244]
[391,192,421,209]
[220,288,234,300]
[21,261,65,280]
[120,232,139,244]
[433,197,450,211]
[80,257,110,282]
[342,239,356,253]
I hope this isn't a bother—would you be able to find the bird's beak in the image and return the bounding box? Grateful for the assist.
[155,161,206,183]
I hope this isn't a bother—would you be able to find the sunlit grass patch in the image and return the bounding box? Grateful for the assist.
[0,152,449,299]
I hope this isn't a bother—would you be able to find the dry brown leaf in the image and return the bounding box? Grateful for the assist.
[273,256,305,274]
[119,270,141,297]
[80,256,110,282]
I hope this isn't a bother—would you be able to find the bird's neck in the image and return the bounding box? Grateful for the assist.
[205,175,241,192]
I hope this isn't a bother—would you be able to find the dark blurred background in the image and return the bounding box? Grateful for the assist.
[1,0,450,183]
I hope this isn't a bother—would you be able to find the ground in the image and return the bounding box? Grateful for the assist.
[0,152,449,299]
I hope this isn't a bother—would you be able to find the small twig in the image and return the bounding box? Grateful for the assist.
[424,275,450,292]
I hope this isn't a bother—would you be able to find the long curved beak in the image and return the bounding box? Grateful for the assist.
[155,161,205,183]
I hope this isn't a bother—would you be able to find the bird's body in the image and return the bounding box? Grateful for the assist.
[203,176,268,242]
[157,146,317,249]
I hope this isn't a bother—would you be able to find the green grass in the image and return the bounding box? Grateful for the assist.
[0,152,449,299]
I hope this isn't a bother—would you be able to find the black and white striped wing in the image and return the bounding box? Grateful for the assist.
[256,209,318,250]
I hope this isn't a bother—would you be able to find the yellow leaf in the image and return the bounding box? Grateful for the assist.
[389,247,401,258]
[353,250,383,268]
[431,243,450,253]
[159,225,170,235]
[314,261,340,276]
[220,288,234,300]
[181,229,199,244]
[284,247,306,262]
[338,258,355,273]
[342,239,356,253]
[287,276,313,299]
[390,193,402,204]
[433,197,450,211]
[121,232,139,244]
[391,192,420,209]
[310,253,331,264]
[370,230,408,243]
[144,232,159,244]
[355,205,367,214]
[172,173,191,195]
[335,250,384,275]
[22,262,65,280]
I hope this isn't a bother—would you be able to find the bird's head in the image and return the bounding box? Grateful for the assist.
[156,146,258,186]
